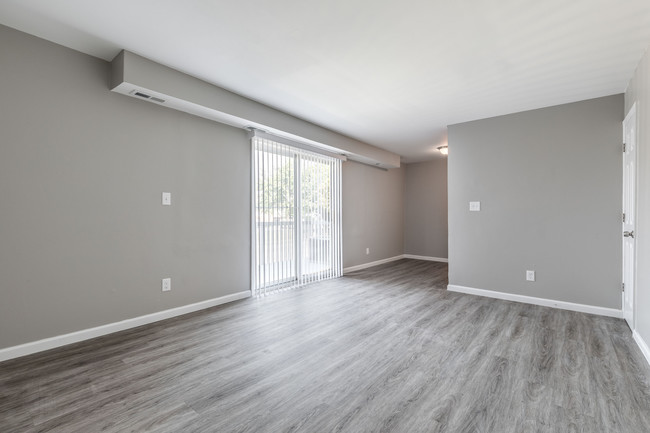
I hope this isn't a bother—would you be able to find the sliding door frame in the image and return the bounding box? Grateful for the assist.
[251,134,342,296]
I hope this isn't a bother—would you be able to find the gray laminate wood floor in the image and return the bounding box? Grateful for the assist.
[1,259,650,432]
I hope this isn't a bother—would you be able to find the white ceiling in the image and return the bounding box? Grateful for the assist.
[1,0,650,162]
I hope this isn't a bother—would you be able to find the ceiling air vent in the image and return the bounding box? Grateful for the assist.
[129,89,165,104]
[133,91,150,99]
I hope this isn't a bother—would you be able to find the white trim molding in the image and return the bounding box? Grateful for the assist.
[343,255,404,274]
[344,254,449,274]
[633,331,650,367]
[403,254,448,263]
[0,291,251,362]
[447,284,623,318]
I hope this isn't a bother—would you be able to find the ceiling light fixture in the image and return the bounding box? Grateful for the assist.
[437,145,448,155]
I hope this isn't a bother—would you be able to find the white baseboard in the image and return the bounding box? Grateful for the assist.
[447,284,623,318]
[403,254,448,263]
[344,254,449,274]
[633,330,650,367]
[344,255,404,274]
[0,291,251,362]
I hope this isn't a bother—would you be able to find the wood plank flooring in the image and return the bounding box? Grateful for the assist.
[1,259,649,432]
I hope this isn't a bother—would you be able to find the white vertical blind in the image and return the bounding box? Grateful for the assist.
[252,136,342,296]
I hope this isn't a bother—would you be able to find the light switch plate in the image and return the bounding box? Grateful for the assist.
[469,201,481,211]
[162,192,171,206]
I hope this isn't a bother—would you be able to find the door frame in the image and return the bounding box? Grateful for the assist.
[622,102,637,329]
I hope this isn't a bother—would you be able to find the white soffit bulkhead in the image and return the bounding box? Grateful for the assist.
[110,50,400,169]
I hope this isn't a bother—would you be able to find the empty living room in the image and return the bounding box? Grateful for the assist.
[2,1,650,432]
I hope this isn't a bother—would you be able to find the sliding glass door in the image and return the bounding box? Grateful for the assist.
[254,140,296,288]
[252,136,342,296]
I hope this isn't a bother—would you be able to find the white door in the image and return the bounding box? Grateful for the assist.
[622,103,637,329]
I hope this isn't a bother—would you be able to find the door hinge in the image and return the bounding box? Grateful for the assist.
[623,142,626,153]
[622,282,625,292]
[623,213,626,223]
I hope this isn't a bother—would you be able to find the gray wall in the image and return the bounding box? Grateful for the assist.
[448,95,623,308]
[343,162,405,268]
[0,25,404,350]
[0,25,251,349]
[625,46,650,346]
[404,159,448,258]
